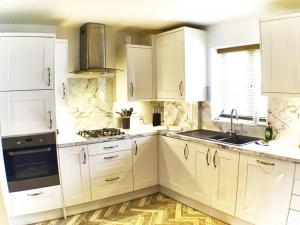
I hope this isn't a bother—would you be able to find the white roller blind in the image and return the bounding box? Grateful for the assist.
[211,48,268,120]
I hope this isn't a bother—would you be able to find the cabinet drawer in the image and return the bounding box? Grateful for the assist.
[88,139,132,156]
[287,210,300,225]
[295,164,300,180]
[293,179,300,195]
[89,150,132,178]
[91,172,133,200]
[10,185,62,216]
[290,195,300,211]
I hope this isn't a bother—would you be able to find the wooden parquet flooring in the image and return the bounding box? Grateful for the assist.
[33,193,228,225]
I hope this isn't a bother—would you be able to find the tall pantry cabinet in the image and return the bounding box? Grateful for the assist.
[0,33,56,136]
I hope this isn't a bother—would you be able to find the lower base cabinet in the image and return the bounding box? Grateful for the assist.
[159,136,195,197]
[59,145,91,207]
[236,155,295,225]
[192,142,239,216]
[91,172,133,200]
[133,136,158,190]
[10,185,62,216]
[288,210,300,225]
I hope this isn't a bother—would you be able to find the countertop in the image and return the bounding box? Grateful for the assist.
[57,126,300,164]
[56,125,167,148]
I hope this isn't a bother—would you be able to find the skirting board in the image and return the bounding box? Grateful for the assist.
[159,185,254,225]
[10,186,158,225]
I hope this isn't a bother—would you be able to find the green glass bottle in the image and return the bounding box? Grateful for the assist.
[265,122,273,141]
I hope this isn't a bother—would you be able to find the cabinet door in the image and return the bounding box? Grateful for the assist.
[236,155,294,225]
[192,143,212,206]
[156,31,185,99]
[127,46,153,100]
[0,36,54,91]
[133,136,158,190]
[0,90,55,136]
[261,17,300,94]
[55,39,68,104]
[211,148,239,216]
[159,136,194,197]
[59,146,91,207]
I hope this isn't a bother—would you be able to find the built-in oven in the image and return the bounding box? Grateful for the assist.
[2,132,59,192]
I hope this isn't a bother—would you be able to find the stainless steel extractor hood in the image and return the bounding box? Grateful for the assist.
[74,23,119,76]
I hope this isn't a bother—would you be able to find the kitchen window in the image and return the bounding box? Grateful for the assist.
[211,44,268,123]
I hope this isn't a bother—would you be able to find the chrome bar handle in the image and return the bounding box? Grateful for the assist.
[80,148,86,164]
[213,150,217,168]
[48,110,53,129]
[206,148,211,166]
[103,145,118,149]
[184,144,188,159]
[130,82,134,97]
[47,68,51,86]
[134,141,138,155]
[104,155,119,160]
[105,176,120,182]
[83,150,87,164]
[179,81,183,96]
[27,192,44,196]
[62,82,66,99]
[257,160,275,166]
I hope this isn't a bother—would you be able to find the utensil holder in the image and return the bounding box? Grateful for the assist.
[122,117,130,129]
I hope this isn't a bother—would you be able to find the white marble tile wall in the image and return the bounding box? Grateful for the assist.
[67,78,114,130]
[65,78,300,143]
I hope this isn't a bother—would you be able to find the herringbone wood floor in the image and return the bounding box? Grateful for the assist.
[33,193,228,225]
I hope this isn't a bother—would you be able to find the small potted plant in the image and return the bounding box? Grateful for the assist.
[116,108,134,129]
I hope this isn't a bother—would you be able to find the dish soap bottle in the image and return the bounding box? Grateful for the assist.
[265,122,273,141]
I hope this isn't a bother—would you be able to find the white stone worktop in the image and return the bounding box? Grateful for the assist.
[57,126,300,163]
[56,125,167,148]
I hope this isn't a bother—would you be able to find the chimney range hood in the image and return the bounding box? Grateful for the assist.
[74,23,120,76]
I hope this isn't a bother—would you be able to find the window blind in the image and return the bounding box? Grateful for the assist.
[211,48,268,120]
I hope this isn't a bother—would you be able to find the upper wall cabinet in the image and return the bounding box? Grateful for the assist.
[0,34,55,91]
[55,39,68,104]
[155,27,207,101]
[261,16,300,95]
[116,44,154,101]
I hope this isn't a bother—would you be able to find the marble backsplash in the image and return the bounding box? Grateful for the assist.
[65,78,300,143]
[66,78,158,131]
[67,78,114,130]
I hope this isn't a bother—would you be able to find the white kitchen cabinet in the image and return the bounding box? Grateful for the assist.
[133,136,158,191]
[155,27,207,101]
[58,145,91,207]
[91,172,133,200]
[236,155,294,225]
[193,143,212,206]
[0,34,55,91]
[10,185,62,216]
[260,16,300,95]
[0,90,56,136]
[287,210,300,225]
[116,44,154,101]
[55,39,68,104]
[210,148,239,215]
[159,136,195,197]
[192,142,239,216]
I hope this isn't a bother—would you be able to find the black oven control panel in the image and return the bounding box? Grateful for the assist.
[2,133,56,149]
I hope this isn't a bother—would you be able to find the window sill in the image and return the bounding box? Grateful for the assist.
[213,117,266,127]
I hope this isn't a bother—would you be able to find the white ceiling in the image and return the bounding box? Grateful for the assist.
[0,0,300,29]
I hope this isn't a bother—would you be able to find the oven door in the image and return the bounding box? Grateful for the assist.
[3,144,59,192]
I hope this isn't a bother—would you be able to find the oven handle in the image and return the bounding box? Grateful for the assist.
[7,148,51,156]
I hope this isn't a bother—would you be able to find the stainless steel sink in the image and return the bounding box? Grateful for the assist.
[179,129,259,146]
